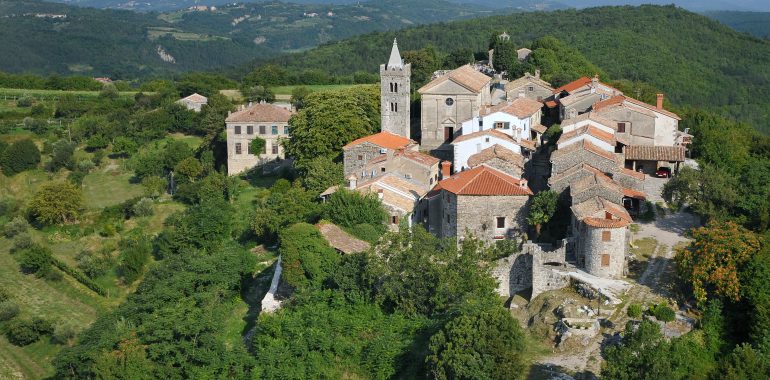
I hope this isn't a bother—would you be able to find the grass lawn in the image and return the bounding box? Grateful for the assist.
[81,171,144,210]
[271,84,373,96]
[168,133,204,149]
[0,170,66,204]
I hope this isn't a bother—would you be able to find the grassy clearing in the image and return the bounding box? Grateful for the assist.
[0,170,63,204]
[269,84,373,96]
[168,133,204,149]
[0,88,139,99]
[81,171,144,210]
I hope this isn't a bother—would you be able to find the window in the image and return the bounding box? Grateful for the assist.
[247,125,253,134]
[235,143,242,154]
[389,83,394,92]
[445,98,454,106]
[494,122,509,129]
[478,119,483,127]
[357,155,363,160]
[617,122,627,133]
[381,167,386,173]
[528,86,534,92]
[271,126,278,135]
[602,231,611,242]
[430,178,433,185]
[272,144,279,154]
[234,125,241,134]
[391,215,399,225]
[259,125,266,134]
[444,127,454,142]
[246,142,251,154]
[496,217,506,229]
[390,102,398,112]
[601,254,610,267]
[284,126,289,135]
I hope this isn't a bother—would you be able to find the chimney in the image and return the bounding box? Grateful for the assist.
[248,101,253,108]
[592,74,599,85]
[377,189,384,200]
[518,90,525,99]
[516,128,521,143]
[440,161,451,179]
[656,93,664,110]
[347,175,357,190]
[535,69,541,79]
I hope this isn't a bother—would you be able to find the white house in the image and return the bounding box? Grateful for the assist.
[451,129,533,173]
[459,95,544,141]
[176,93,208,112]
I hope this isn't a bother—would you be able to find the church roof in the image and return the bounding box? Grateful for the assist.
[386,39,403,69]
[418,65,491,94]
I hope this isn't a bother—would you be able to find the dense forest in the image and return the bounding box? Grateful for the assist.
[0,0,495,77]
[706,11,770,38]
[254,5,770,134]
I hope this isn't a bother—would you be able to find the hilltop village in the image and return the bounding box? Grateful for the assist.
[220,37,692,305]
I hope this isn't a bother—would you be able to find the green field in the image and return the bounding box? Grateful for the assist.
[0,88,140,100]
[271,84,373,96]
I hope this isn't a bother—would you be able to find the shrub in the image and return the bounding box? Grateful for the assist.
[347,223,381,244]
[77,159,95,172]
[132,198,154,217]
[28,182,84,225]
[32,317,54,335]
[91,150,105,166]
[1,139,41,175]
[0,301,20,321]
[86,134,109,151]
[10,233,34,254]
[52,323,78,346]
[141,175,167,198]
[76,250,113,278]
[3,216,29,238]
[5,319,40,346]
[118,231,152,284]
[627,303,643,319]
[18,244,53,276]
[67,170,88,187]
[321,189,387,232]
[649,303,676,322]
[0,198,18,217]
[279,223,339,290]
[16,95,34,107]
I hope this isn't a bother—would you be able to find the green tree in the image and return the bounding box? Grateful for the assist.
[243,64,288,87]
[18,244,53,277]
[86,134,109,151]
[112,136,139,157]
[174,157,203,182]
[141,176,167,198]
[118,231,152,284]
[290,86,312,110]
[490,33,517,74]
[241,85,275,103]
[403,45,442,88]
[250,137,266,156]
[321,189,386,232]
[251,180,320,242]
[46,139,76,172]
[29,182,84,225]
[527,190,557,237]
[426,307,526,380]
[300,156,344,195]
[1,139,40,175]
[279,223,340,290]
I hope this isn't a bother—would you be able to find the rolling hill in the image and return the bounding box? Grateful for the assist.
[0,0,498,77]
[257,5,770,133]
[706,11,770,39]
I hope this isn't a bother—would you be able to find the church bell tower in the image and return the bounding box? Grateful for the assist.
[380,39,411,139]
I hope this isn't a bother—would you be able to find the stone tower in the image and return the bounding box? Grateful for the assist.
[380,39,411,139]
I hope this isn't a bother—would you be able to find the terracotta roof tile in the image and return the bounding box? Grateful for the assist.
[467,144,524,169]
[356,174,428,213]
[618,167,646,181]
[434,165,532,196]
[553,77,592,94]
[317,223,370,254]
[560,112,618,132]
[343,131,415,150]
[531,124,547,134]
[558,124,616,146]
[418,64,491,94]
[225,103,293,123]
[551,139,617,163]
[571,197,631,228]
[452,128,513,144]
[504,73,553,93]
[625,145,686,162]
[397,149,440,167]
[594,95,681,120]
[622,187,646,200]
[180,93,207,103]
[485,97,543,119]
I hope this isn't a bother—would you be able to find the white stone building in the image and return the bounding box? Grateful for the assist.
[225,103,293,175]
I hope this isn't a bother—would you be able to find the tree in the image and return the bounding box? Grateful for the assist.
[290,86,313,110]
[250,137,266,156]
[6,319,42,346]
[141,176,167,198]
[527,190,557,237]
[676,220,760,305]
[241,85,275,103]
[1,139,40,175]
[490,34,518,74]
[251,180,320,242]
[403,45,442,88]
[18,244,53,276]
[86,134,109,151]
[118,230,152,284]
[46,139,76,172]
[174,157,203,182]
[279,223,340,290]
[443,48,475,69]
[29,182,84,225]
[300,156,343,195]
[321,189,387,232]
[426,307,526,380]
[243,64,289,87]
[112,136,138,157]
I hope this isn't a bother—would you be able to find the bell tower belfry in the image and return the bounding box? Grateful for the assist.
[380,39,411,138]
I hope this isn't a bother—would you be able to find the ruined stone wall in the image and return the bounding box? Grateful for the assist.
[582,224,627,278]
[492,253,533,298]
[531,241,570,300]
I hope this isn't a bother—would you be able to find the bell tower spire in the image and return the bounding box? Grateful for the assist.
[380,38,411,139]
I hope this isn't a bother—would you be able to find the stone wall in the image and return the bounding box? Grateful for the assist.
[455,194,529,244]
[343,143,382,177]
[492,253,533,298]
[612,171,644,192]
[571,185,624,206]
[482,157,523,179]
[531,240,571,300]
[420,91,484,154]
[581,224,627,278]
[598,106,655,146]
[506,83,552,102]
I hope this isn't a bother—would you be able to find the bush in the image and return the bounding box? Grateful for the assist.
[91,150,105,166]
[0,198,18,217]
[16,95,34,107]
[28,182,84,225]
[321,190,387,232]
[279,223,339,290]
[141,175,167,198]
[76,249,113,278]
[0,301,20,321]
[347,223,381,244]
[1,139,41,175]
[5,319,40,346]
[77,159,95,172]
[10,233,34,254]
[118,231,152,284]
[3,216,29,238]
[46,139,76,172]
[627,303,643,319]
[132,198,154,217]
[32,317,54,335]
[67,170,88,187]
[18,244,53,276]
[52,323,78,346]
[649,303,676,322]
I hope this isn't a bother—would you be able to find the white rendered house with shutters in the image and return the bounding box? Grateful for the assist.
[225,103,294,175]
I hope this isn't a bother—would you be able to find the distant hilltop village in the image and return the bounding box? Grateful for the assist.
[225,36,692,299]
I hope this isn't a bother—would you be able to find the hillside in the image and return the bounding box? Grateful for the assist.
[259,5,770,133]
[706,11,770,38]
[0,0,497,77]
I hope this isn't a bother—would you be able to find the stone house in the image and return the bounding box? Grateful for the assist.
[504,71,553,102]
[560,112,618,135]
[359,148,440,188]
[420,165,532,244]
[460,95,545,142]
[418,64,492,158]
[176,93,208,112]
[593,94,682,146]
[569,172,647,207]
[452,129,534,174]
[350,173,430,230]
[550,139,623,176]
[225,103,293,175]
[554,76,623,121]
[380,39,411,139]
[570,197,632,279]
[342,132,417,178]
[557,124,618,153]
[467,145,525,178]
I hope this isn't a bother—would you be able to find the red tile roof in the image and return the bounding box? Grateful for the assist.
[452,128,513,144]
[531,124,548,134]
[434,165,532,196]
[625,145,686,162]
[467,144,524,169]
[343,131,415,150]
[553,77,592,94]
[572,197,632,228]
[396,149,440,167]
[618,167,646,181]
[558,124,616,146]
[486,97,543,118]
[225,103,293,123]
[551,139,617,163]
